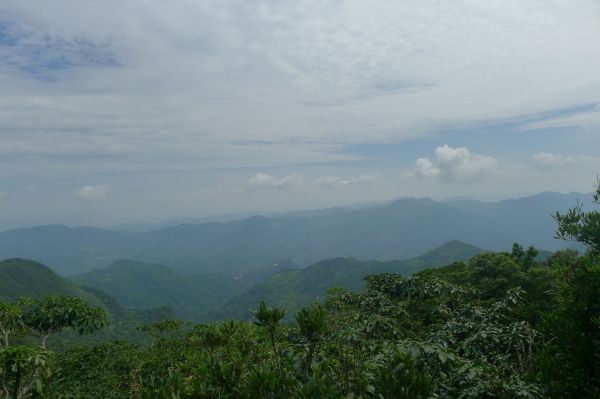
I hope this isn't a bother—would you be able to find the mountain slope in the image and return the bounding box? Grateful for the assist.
[0,258,174,348]
[0,258,109,303]
[71,260,246,321]
[218,240,484,320]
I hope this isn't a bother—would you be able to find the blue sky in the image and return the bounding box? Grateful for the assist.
[0,0,599,229]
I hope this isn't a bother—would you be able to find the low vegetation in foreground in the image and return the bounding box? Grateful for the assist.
[1,185,599,398]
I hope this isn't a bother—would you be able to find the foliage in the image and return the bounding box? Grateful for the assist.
[0,345,49,399]
[467,253,524,300]
[20,296,108,348]
[137,320,191,340]
[536,255,600,398]
[374,351,434,398]
[253,302,287,381]
[44,341,140,399]
[553,178,600,253]
[0,303,24,348]
[511,243,539,271]
[0,295,116,398]
[295,302,326,379]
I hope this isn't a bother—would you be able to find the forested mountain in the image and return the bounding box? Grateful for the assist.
[1,258,92,300]
[71,260,247,322]
[0,192,587,276]
[0,258,174,348]
[220,240,484,319]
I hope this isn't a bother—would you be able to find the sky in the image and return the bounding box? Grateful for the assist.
[0,0,599,229]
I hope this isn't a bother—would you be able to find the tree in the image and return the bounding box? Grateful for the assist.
[536,178,600,397]
[553,178,600,254]
[374,351,434,399]
[0,303,24,348]
[467,253,523,300]
[295,302,327,380]
[253,302,286,378]
[19,296,108,349]
[511,243,539,271]
[137,320,189,340]
[0,346,48,399]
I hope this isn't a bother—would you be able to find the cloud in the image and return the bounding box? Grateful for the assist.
[75,184,111,200]
[533,152,600,169]
[247,173,304,191]
[0,0,599,175]
[0,19,119,81]
[0,1,599,225]
[414,158,440,178]
[415,145,496,181]
[314,173,383,189]
[0,191,6,198]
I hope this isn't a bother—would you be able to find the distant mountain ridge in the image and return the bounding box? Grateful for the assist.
[108,212,256,232]
[0,192,588,276]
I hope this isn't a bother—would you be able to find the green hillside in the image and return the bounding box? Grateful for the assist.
[71,260,246,322]
[0,258,90,300]
[219,240,483,319]
[0,258,174,349]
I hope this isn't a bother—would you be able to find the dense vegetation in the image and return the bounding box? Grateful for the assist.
[0,186,599,398]
[2,242,481,325]
[0,259,176,350]
[220,240,483,320]
[71,260,246,322]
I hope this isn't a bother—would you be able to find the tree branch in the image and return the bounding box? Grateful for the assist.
[21,364,40,398]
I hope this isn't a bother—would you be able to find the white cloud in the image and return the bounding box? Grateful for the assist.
[533,152,600,169]
[414,158,441,178]
[0,192,7,199]
[75,184,111,200]
[247,173,304,191]
[314,173,383,189]
[415,145,496,181]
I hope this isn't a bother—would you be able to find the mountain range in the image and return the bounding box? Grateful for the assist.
[0,192,587,276]
[2,240,485,325]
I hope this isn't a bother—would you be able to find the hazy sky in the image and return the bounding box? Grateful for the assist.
[1,0,599,229]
